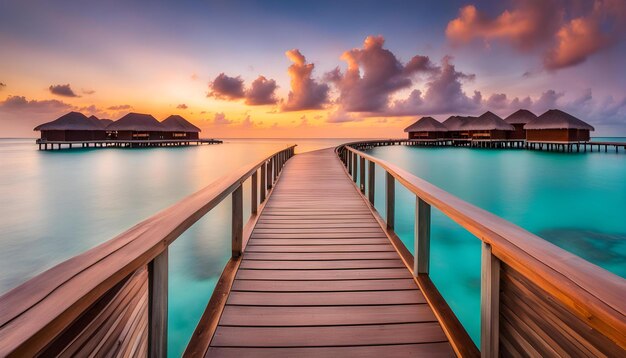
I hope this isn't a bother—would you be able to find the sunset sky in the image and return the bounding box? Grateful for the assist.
[1,0,625,137]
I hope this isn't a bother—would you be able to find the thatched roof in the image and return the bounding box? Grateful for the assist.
[106,113,164,131]
[161,115,201,132]
[404,116,448,132]
[461,111,514,131]
[525,109,595,131]
[86,115,113,129]
[34,112,103,131]
[442,116,469,131]
[504,109,537,124]
[99,119,114,127]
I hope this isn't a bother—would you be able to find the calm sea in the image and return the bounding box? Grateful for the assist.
[364,138,626,344]
[0,137,624,353]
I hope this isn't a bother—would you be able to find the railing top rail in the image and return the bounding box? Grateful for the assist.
[0,144,296,355]
[339,142,626,344]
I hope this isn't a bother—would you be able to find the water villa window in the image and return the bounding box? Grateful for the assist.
[525,109,595,142]
[404,116,448,139]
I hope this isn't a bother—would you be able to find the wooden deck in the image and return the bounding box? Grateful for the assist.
[206,149,454,356]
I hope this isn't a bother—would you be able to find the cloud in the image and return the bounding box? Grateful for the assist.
[213,112,233,125]
[176,103,188,109]
[107,104,133,111]
[326,109,362,123]
[544,1,624,69]
[82,88,95,95]
[49,84,80,97]
[485,93,509,109]
[389,56,480,115]
[281,49,329,111]
[208,73,245,100]
[245,76,278,105]
[0,82,6,90]
[327,35,438,113]
[241,114,254,128]
[0,95,72,114]
[446,0,626,70]
[446,1,561,51]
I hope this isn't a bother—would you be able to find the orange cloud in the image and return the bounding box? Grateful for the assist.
[446,1,560,51]
[281,49,329,111]
[446,0,625,69]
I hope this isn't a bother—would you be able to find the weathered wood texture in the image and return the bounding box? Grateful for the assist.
[39,267,149,357]
[0,145,295,357]
[206,149,454,356]
[500,263,625,357]
[344,144,626,354]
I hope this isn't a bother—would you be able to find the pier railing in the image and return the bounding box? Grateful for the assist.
[338,142,626,357]
[0,145,295,357]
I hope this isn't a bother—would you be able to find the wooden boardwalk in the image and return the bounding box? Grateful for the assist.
[207,149,454,357]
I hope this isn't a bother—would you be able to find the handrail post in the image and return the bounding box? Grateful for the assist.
[352,152,357,182]
[251,170,258,215]
[368,160,375,205]
[481,242,500,358]
[386,171,395,230]
[414,197,431,276]
[232,184,243,258]
[148,249,168,358]
[347,150,352,173]
[267,158,273,189]
[359,156,365,193]
[260,162,266,203]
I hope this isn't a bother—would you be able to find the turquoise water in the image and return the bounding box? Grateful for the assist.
[1,138,625,354]
[363,144,626,345]
[0,138,349,357]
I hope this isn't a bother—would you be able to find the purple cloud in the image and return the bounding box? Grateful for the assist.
[282,49,329,111]
[0,95,72,114]
[176,103,188,109]
[208,73,245,100]
[49,84,79,97]
[245,76,278,105]
[107,104,133,111]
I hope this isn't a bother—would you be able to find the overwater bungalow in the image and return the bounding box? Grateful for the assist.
[442,115,470,139]
[525,109,594,142]
[88,115,113,129]
[34,112,107,141]
[105,113,165,140]
[161,115,201,139]
[461,111,514,140]
[504,109,537,140]
[404,116,448,139]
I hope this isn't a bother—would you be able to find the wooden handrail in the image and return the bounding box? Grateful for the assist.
[338,142,626,354]
[0,145,296,357]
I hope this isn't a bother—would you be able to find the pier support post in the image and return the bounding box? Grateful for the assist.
[359,156,365,193]
[267,158,273,189]
[385,172,395,230]
[251,171,258,215]
[352,152,357,182]
[148,249,168,358]
[368,161,375,205]
[414,198,431,276]
[232,184,243,258]
[480,242,500,358]
[260,163,267,203]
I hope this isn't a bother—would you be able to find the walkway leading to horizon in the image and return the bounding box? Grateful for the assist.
[206,148,454,357]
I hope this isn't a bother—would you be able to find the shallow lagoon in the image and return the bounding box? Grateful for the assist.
[1,138,624,353]
[364,144,626,344]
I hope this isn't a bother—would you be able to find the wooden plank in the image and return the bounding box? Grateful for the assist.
[226,290,426,306]
[211,323,447,347]
[206,343,455,358]
[243,251,401,261]
[244,245,395,253]
[148,249,168,358]
[239,259,405,270]
[218,305,436,326]
[231,279,419,292]
[235,268,412,280]
[248,238,390,246]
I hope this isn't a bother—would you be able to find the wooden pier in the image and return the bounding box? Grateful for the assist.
[36,138,222,150]
[350,138,626,153]
[0,142,624,357]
